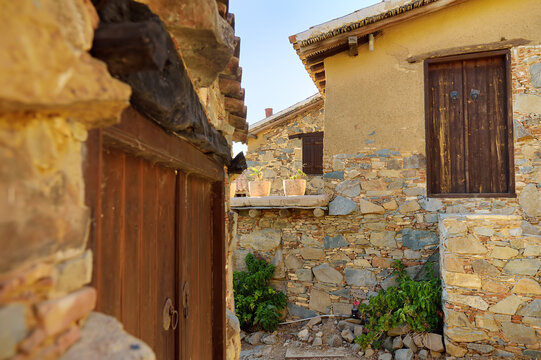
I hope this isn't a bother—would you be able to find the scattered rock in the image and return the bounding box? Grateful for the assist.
[423,333,443,352]
[297,329,309,342]
[341,329,354,343]
[312,337,322,346]
[392,336,403,350]
[365,348,375,357]
[403,334,417,352]
[387,323,411,336]
[382,337,393,351]
[418,349,429,359]
[246,331,264,345]
[351,343,361,353]
[353,325,363,337]
[261,334,276,345]
[307,317,322,328]
[378,352,393,360]
[328,334,342,347]
[395,348,414,360]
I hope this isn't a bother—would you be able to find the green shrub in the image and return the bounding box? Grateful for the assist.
[355,260,442,350]
[233,253,287,332]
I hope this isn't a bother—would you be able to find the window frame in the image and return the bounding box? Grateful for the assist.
[288,131,324,175]
[423,49,515,198]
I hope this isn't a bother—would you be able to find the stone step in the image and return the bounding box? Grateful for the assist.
[285,347,348,359]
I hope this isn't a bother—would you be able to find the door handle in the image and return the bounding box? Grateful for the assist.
[162,298,179,330]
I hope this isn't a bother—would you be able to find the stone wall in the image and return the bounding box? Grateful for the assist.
[234,46,541,338]
[440,215,541,358]
[245,102,325,195]
[0,1,136,358]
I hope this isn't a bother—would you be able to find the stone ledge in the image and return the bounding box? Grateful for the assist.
[231,195,329,209]
[439,214,522,220]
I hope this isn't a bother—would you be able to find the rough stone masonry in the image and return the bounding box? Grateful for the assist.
[234,45,541,358]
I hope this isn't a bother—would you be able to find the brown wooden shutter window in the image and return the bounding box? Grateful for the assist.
[424,50,514,197]
[289,132,324,175]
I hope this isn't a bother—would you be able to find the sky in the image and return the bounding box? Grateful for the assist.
[229,0,380,156]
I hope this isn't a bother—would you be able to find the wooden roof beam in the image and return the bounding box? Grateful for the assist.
[310,63,325,73]
[348,36,358,57]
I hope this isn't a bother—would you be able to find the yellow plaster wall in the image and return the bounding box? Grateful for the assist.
[324,0,541,156]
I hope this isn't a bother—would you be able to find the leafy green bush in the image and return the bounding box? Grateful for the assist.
[355,260,442,350]
[234,253,287,332]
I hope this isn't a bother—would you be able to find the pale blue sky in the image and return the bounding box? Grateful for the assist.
[230,0,379,155]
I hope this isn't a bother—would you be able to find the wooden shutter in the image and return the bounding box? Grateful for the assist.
[301,132,323,175]
[425,51,513,196]
[290,132,324,175]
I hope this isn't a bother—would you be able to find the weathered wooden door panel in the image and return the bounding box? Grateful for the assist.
[179,174,214,360]
[426,60,465,194]
[95,147,177,359]
[463,56,509,193]
[86,108,226,359]
[425,51,512,196]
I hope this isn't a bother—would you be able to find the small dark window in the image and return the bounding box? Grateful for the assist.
[289,132,323,175]
[425,51,514,197]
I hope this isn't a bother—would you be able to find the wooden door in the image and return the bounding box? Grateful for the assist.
[85,107,226,359]
[425,51,513,197]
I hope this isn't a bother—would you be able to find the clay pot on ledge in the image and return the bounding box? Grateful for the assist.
[283,179,306,196]
[248,180,271,197]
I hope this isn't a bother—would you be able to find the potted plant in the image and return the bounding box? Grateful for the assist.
[248,167,271,197]
[283,169,307,196]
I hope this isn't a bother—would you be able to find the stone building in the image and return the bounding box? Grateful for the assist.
[243,94,325,196]
[0,1,246,359]
[233,0,541,358]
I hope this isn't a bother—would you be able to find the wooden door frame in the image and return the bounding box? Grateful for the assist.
[423,49,515,198]
[85,106,226,359]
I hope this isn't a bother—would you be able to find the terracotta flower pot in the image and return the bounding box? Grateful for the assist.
[248,180,271,197]
[283,179,306,196]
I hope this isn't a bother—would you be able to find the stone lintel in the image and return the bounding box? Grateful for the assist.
[231,195,329,209]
